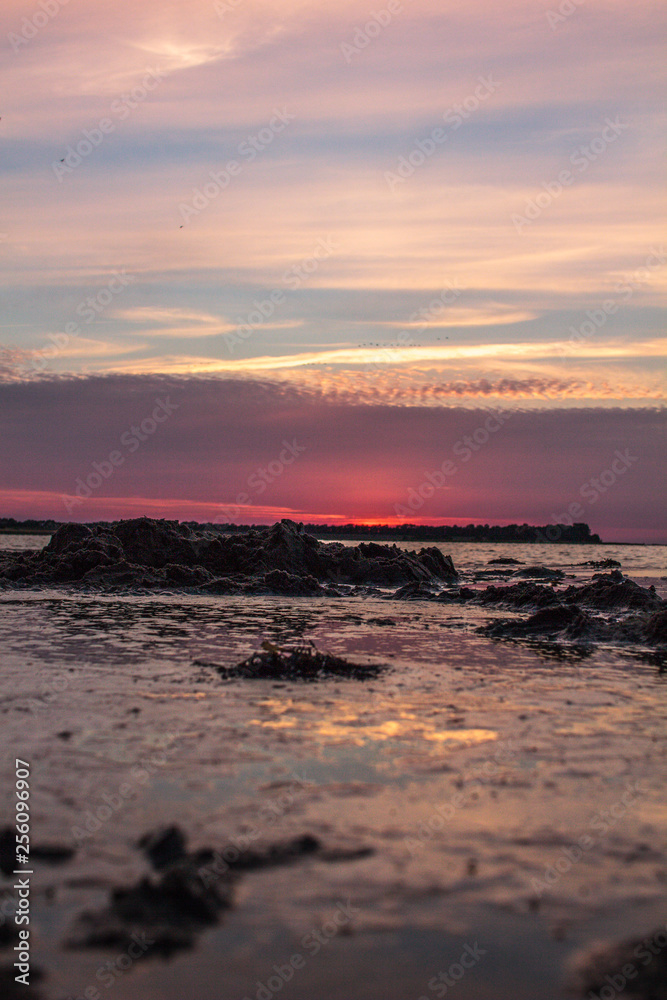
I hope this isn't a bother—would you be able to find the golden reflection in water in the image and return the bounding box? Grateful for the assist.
[250,698,497,750]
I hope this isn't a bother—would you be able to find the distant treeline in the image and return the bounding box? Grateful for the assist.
[301,523,601,543]
[0,518,61,533]
[0,517,601,543]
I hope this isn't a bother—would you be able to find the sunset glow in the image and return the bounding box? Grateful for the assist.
[1,0,665,537]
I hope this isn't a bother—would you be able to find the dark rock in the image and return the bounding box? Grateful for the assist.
[593,568,625,583]
[413,546,457,580]
[0,827,14,877]
[67,858,232,957]
[0,964,43,998]
[0,919,18,947]
[112,518,196,569]
[162,563,212,587]
[488,557,523,565]
[30,844,75,864]
[67,828,370,958]
[475,574,664,624]
[563,573,664,611]
[138,826,187,871]
[249,569,324,596]
[475,582,562,610]
[44,521,93,555]
[479,601,667,650]
[579,558,622,569]
[644,609,667,645]
[569,929,667,999]
[440,586,477,603]
[521,605,592,635]
[0,517,457,591]
[1,827,75,871]
[480,604,595,641]
[200,577,245,595]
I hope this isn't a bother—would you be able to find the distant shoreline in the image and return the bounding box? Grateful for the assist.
[0,518,656,546]
[0,527,54,534]
[1,519,597,544]
[0,517,663,546]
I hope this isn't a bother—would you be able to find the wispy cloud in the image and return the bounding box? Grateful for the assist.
[0,0,664,501]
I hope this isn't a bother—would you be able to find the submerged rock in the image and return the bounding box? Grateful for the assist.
[473,569,515,580]
[511,565,565,580]
[391,581,441,601]
[578,558,622,569]
[0,517,457,592]
[195,834,322,873]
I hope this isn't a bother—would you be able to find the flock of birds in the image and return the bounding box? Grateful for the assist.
[356,337,449,348]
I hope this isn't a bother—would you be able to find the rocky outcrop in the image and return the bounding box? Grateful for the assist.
[644,609,667,644]
[560,571,663,611]
[478,604,607,643]
[387,572,666,650]
[0,517,458,592]
[475,581,563,609]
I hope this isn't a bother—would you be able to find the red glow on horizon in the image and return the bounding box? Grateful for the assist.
[0,489,665,543]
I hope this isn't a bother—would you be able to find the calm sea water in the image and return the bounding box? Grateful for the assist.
[0,533,665,1000]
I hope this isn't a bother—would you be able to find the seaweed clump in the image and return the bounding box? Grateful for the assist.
[205,640,384,681]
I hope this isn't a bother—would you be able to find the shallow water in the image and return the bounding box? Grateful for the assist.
[0,539,665,999]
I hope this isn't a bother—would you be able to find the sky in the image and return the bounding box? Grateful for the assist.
[0,0,665,539]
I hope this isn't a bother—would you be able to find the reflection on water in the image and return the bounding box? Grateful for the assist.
[0,587,665,1000]
[251,697,497,751]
